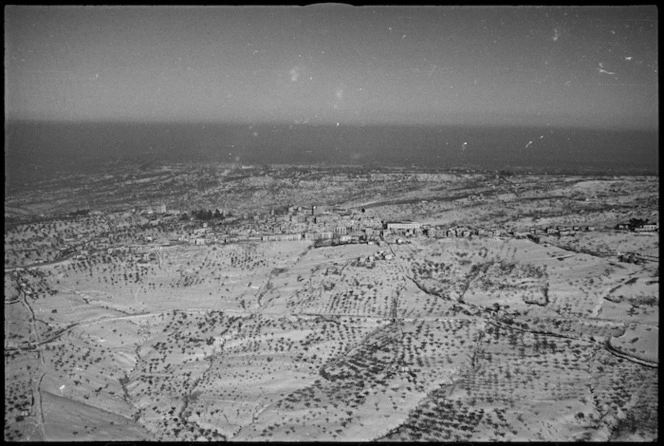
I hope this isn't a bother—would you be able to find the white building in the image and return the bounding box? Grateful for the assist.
[334,226,347,235]
[385,222,421,231]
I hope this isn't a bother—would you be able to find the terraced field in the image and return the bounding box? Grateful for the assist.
[5,168,658,441]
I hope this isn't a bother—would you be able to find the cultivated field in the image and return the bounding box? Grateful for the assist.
[4,164,658,441]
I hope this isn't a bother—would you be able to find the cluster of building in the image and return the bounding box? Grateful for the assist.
[92,203,658,255]
[173,205,385,247]
[366,250,394,262]
[48,200,660,272]
[382,222,599,241]
[524,225,596,237]
[615,221,659,232]
[353,250,394,267]
[173,212,614,248]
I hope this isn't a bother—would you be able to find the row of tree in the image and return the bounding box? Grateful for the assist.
[181,209,232,221]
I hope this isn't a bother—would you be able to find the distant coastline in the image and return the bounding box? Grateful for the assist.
[5,120,658,187]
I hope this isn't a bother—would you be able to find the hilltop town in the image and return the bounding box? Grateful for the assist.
[5,164,658,268]
[4,163,659,441]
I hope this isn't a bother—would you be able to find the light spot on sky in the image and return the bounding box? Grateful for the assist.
[333,86,344,109]
[597,63,615,75]
[289,67,300,82]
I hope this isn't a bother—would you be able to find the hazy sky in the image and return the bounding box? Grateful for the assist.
[4,5,658,129]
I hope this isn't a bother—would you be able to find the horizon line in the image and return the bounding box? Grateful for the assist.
[4,117,659,133]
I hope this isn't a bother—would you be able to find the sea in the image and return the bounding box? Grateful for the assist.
[4,120,658,189]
